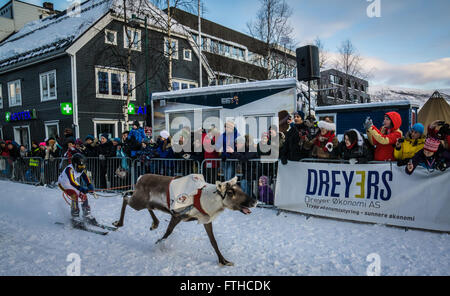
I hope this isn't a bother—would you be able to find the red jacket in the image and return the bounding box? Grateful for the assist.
[367,111,403,161]
[202,132,219,168]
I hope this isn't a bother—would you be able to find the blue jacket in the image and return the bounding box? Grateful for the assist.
[128,128,146,156]
[215,127,239,159]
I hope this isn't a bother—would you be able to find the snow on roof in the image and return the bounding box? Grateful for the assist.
[315,100,419,112]
[0,0,192,69]
[0,0,112,67]
[151,78,300,100]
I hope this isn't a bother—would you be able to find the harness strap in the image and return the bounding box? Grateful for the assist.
[166,178,175,210]
[193,186,208,216]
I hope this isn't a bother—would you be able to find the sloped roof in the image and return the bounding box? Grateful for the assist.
[418,91,450,134]
[0,0,112,69]
[0,0,208,73]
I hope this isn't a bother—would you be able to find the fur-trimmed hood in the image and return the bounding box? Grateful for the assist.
[318,120,336,131]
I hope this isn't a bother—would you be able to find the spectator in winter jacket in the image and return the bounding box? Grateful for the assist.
[45,137,62,160]
[121,131,134,157]
[28,142,42,158]
[62,128,75,154]
[64,139,81,164]
[7,141,20,161]
[306,119,339,159]
[128,121,146,157]
[156,130,174,159]
[428,120,450,151]
[406,137,450,174]
[81,135,98,157]
[365,111,403,161]
[97,134,115,159]
[0,140,9,157]
[280,111,310,164]
[19,145,28,158]
[334,129,373,164]
[394,123,425,165]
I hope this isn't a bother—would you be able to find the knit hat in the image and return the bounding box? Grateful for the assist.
[85,134,94,141]
[112,137,121,144]
[160,130,170,140]
[294,110,305,120]
[411,123,424,135]
[39,142,46,147]
[133,120,140,128]
[100,133,109,141]
[424,137,440,152]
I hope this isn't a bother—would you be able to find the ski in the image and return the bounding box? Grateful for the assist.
[55,221,108,235]
[84,219,118,231]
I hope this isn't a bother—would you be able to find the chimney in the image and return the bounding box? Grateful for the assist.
[43,2,54,11]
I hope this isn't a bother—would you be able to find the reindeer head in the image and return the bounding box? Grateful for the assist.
[216,177,257,214]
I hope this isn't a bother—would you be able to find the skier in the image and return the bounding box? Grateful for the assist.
[58,153,97,226]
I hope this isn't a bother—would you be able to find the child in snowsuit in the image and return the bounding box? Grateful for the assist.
[58,153,96,224]
[258,176,274,205]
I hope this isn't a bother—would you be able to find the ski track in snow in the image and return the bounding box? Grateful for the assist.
[0,180,449,276]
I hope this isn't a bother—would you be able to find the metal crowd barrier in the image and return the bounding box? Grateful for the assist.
[2,154,395,205]
[132,158,201,189]
[200,159,278,206]
[0,156,43,185]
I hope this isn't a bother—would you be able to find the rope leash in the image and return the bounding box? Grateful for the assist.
[61,185,132,205]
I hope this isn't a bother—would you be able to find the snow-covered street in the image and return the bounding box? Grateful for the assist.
[0,180,449,276]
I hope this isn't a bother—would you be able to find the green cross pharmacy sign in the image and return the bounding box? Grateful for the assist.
[5,112,11,122]
[60,103,73,115]
[127,103,136,114]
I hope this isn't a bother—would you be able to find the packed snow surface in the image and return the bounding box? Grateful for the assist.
[0,180,448,276]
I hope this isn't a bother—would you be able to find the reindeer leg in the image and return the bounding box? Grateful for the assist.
[148,209,159,230]
[112,195,129,227]
[203,222,234,266]
[156,215,181,244]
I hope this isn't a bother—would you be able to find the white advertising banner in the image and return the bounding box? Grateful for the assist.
[275,161,450,232]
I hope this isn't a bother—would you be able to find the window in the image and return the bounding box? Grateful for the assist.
[164,37,178,59]
[201,37,207,51]
[13,125,30,149]
[93,120,118,139]
[223,44,230,56]
[8,80,21,107]
[40,70,57,101]
[210,39,219,53]
[98,71,109,94]
[172,78,198,91]
[238,48,245,60]
[0,84,3,109]
[105,29,117,45]
[45,121,59,139]
[124,27,141,51]
[183,49,192,61]
[111,73,121,95]
[95,67,136,100]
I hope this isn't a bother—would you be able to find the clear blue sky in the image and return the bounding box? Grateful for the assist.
[2,0,449,90]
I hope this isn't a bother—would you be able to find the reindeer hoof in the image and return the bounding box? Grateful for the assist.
[155,238,165,244]
[150,222,159,231]
[112,221,123,227]
[219,260,234,266]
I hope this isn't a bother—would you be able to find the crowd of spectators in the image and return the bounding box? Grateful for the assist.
[1,114,450,205]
